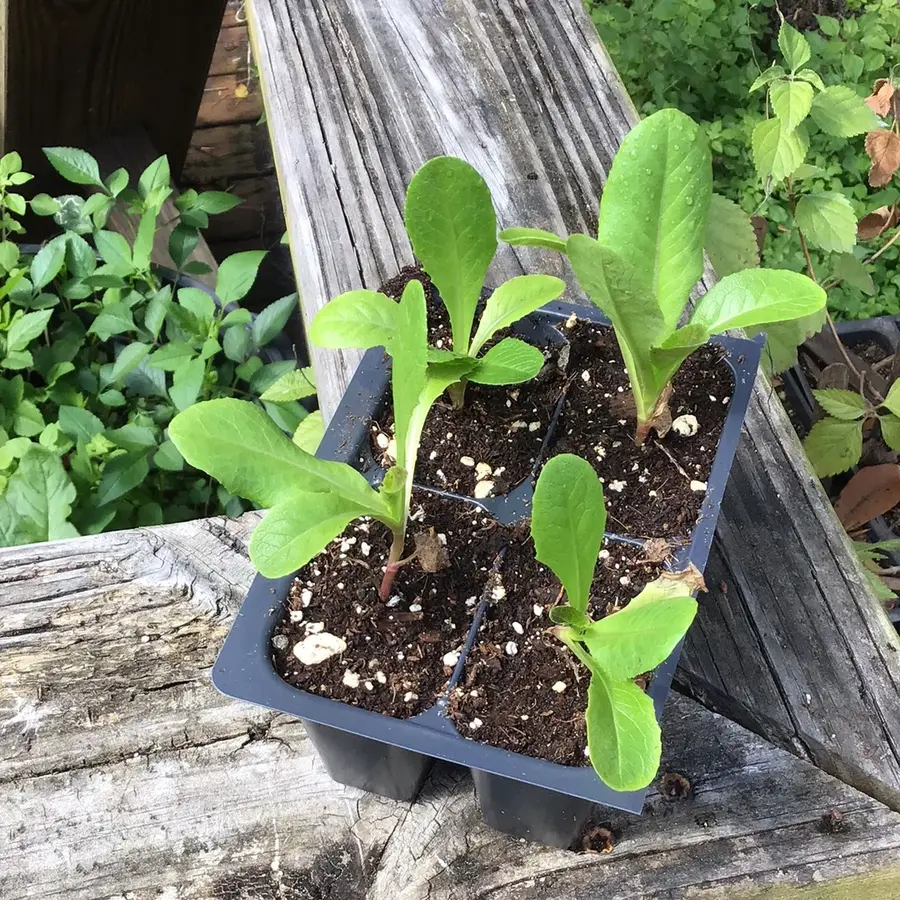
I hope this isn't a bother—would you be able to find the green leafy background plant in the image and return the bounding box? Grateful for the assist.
[0,149,320,546]
[589,0,900,322]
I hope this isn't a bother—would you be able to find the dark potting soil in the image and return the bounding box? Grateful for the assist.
[449,534,667,767]
[271,491,505,718]
[373,267,567,495]
[551,324,731,539]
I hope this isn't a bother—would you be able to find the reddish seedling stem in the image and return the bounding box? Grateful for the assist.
[378,536,417,601]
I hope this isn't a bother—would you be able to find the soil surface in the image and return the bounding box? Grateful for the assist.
[374,266,565,495]
[449,533,667,766]
[271,491,505,718]
[551,325,731,539]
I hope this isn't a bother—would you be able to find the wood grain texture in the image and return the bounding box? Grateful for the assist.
[0,0,228,178]
[2,516,900,899]
[251,0,900,810]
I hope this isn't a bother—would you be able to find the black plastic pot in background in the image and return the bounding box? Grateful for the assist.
[211,301,764,849]
[782,315,900,627]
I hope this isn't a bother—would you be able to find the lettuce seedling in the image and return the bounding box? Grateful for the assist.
[310,156,565,407]
[531,454,698,791]
[170,281,471,598]
[503,108,827,444]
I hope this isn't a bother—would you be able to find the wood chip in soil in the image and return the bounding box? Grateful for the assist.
[271,491,505,718]
[449,533,666,767]
[550,322,731,539]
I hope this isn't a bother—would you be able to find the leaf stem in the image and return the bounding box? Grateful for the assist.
[379,528,407,601]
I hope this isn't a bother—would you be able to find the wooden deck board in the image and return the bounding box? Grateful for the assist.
[3,518,899,899]
[3,0,900,895]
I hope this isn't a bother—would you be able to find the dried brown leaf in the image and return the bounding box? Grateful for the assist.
[865,130,900,188]
[414,528,450,573]
[857,205,899,241]
[751,216,768,254]
[865,79,895,116]
[834,464,900,531]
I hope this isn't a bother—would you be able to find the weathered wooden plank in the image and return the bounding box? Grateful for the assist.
[0,0,228,179]
[184,122,274,184]
[209,23,250,78]
[3,517,900,899]
[197,72,263,128]
[251,0,900,811]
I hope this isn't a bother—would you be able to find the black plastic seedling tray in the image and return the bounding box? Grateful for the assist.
[782,315,900,627]
[212,301,764,848]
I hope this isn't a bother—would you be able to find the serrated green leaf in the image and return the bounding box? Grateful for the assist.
[132,208,157,271]
[532,454,606,613]
[65,232,96,278]
[292,410,325,454]
[169,357,206,411]
[43,147,103,187]
[94,230,134,275]
[148,343,195,372]
[105,168,129,197]
[0,240,18,272]
[168,224,199,269]
[791,163,827,181]
[223,325,252,363]
[688,268,825,334]
[778,20,810,71]
[96,451,151,506]
[795,192,857,253]
[248,360,296,396]
[7,309,53,352]
[704,193,759,277]
[770,80,813,130]
[752,118,807,181]
[138,155,170,202]
[405,156,497,352]
[195,191,242,214]
[144,285,173,339]
[178,286,216,327]
[882,381,900,418]
[598,108,711,332]
[58,406,105,443]
[221,308,252,328]
[252,294,296,349]
[749,65,786,92]
[259,367,317,402]
[832,253,875,295]
[111,343,150,382]
[310,290,398,351]
[216,250,266,304]
[469,274,565,356]
[804,417,863,477]
[99,389,126,408]
[13,401,44,437]
[250,493,367,578]
[6,446,77,540]
[31,194,60,216]
[586,672,661,792]
[879,415,900,453]
[809,86,879,137]
[105,424,157,452]
[466,337,544,385]
[168,398,387,514]
[88,302,136,340]
[30,237,67,290]
[794,69,825,92]
[499,227,567,252]
[262,400,308,434]
[1,351,33,371]
[813,389,869,420]
[154,439,184,472]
